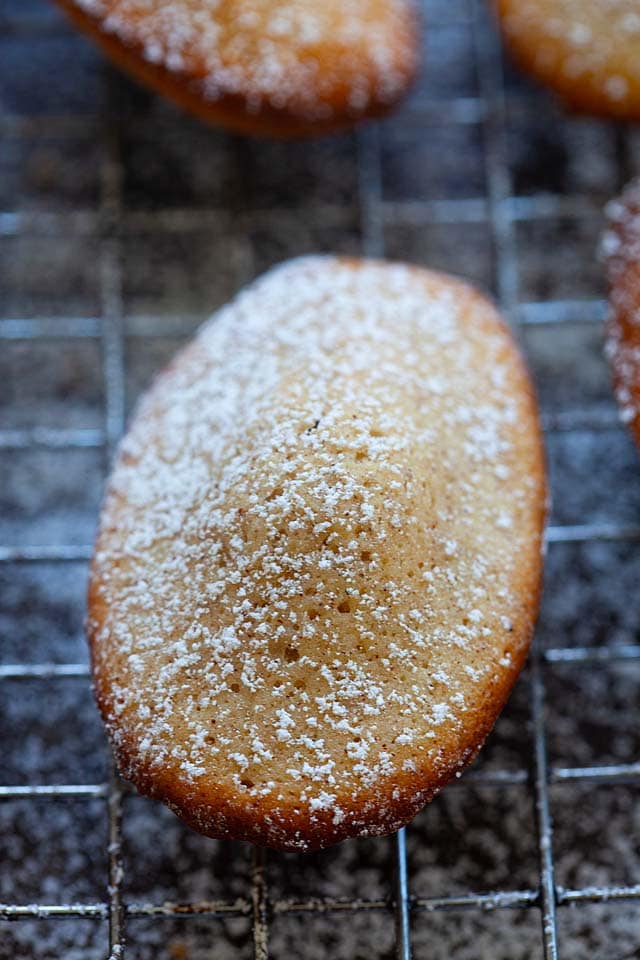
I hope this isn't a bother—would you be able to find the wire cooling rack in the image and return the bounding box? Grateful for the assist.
[1,0,640,957]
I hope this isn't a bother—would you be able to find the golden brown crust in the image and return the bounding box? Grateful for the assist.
[88,256,546,851]
[603,181,640,448]
[495,0,640,121]
[54,0,419,139]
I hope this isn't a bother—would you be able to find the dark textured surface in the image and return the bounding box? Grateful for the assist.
[0,448,103,545]
[0,799,107,903]
[539,542,640,651]
[0,340,104,428]
[385,220,496,294]
[0,233,102,318]
[1,0,639,957]
[0,562,88,662]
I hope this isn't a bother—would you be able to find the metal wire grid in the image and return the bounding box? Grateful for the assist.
[1,0,640,958]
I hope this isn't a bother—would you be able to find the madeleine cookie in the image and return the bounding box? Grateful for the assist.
[495,0,640,120]
[604,180,640,446]
[88,257,546,851]
[54,0,419,138]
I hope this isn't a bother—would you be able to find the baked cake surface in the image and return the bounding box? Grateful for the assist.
[88,257,546,850]
[55,0,419,137]
[496,0,640,120]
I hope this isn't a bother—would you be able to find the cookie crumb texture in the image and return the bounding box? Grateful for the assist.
[496,0,640,120]
[89,257,546,850]
[604,180,640,447]
[55,0,418,137]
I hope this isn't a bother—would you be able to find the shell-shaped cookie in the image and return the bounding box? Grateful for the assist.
[89,257,546,851]
[604,180,640,446]
[495,0,640,120]
[55,0,419,137]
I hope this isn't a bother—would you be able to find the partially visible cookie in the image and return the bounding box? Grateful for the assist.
[54,0,419,137]
[604,180,640,446]
[495,0,640,120]
[88,256,546,851]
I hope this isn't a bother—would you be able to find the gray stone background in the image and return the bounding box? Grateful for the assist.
[1,0,640,957]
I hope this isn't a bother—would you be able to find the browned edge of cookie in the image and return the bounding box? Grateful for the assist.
[53,0,420,139]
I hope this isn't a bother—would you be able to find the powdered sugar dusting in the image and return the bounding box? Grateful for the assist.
[500,0,640,115]
[71,0,417,122]
[603,179,640,436]
[89,256,544,850]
